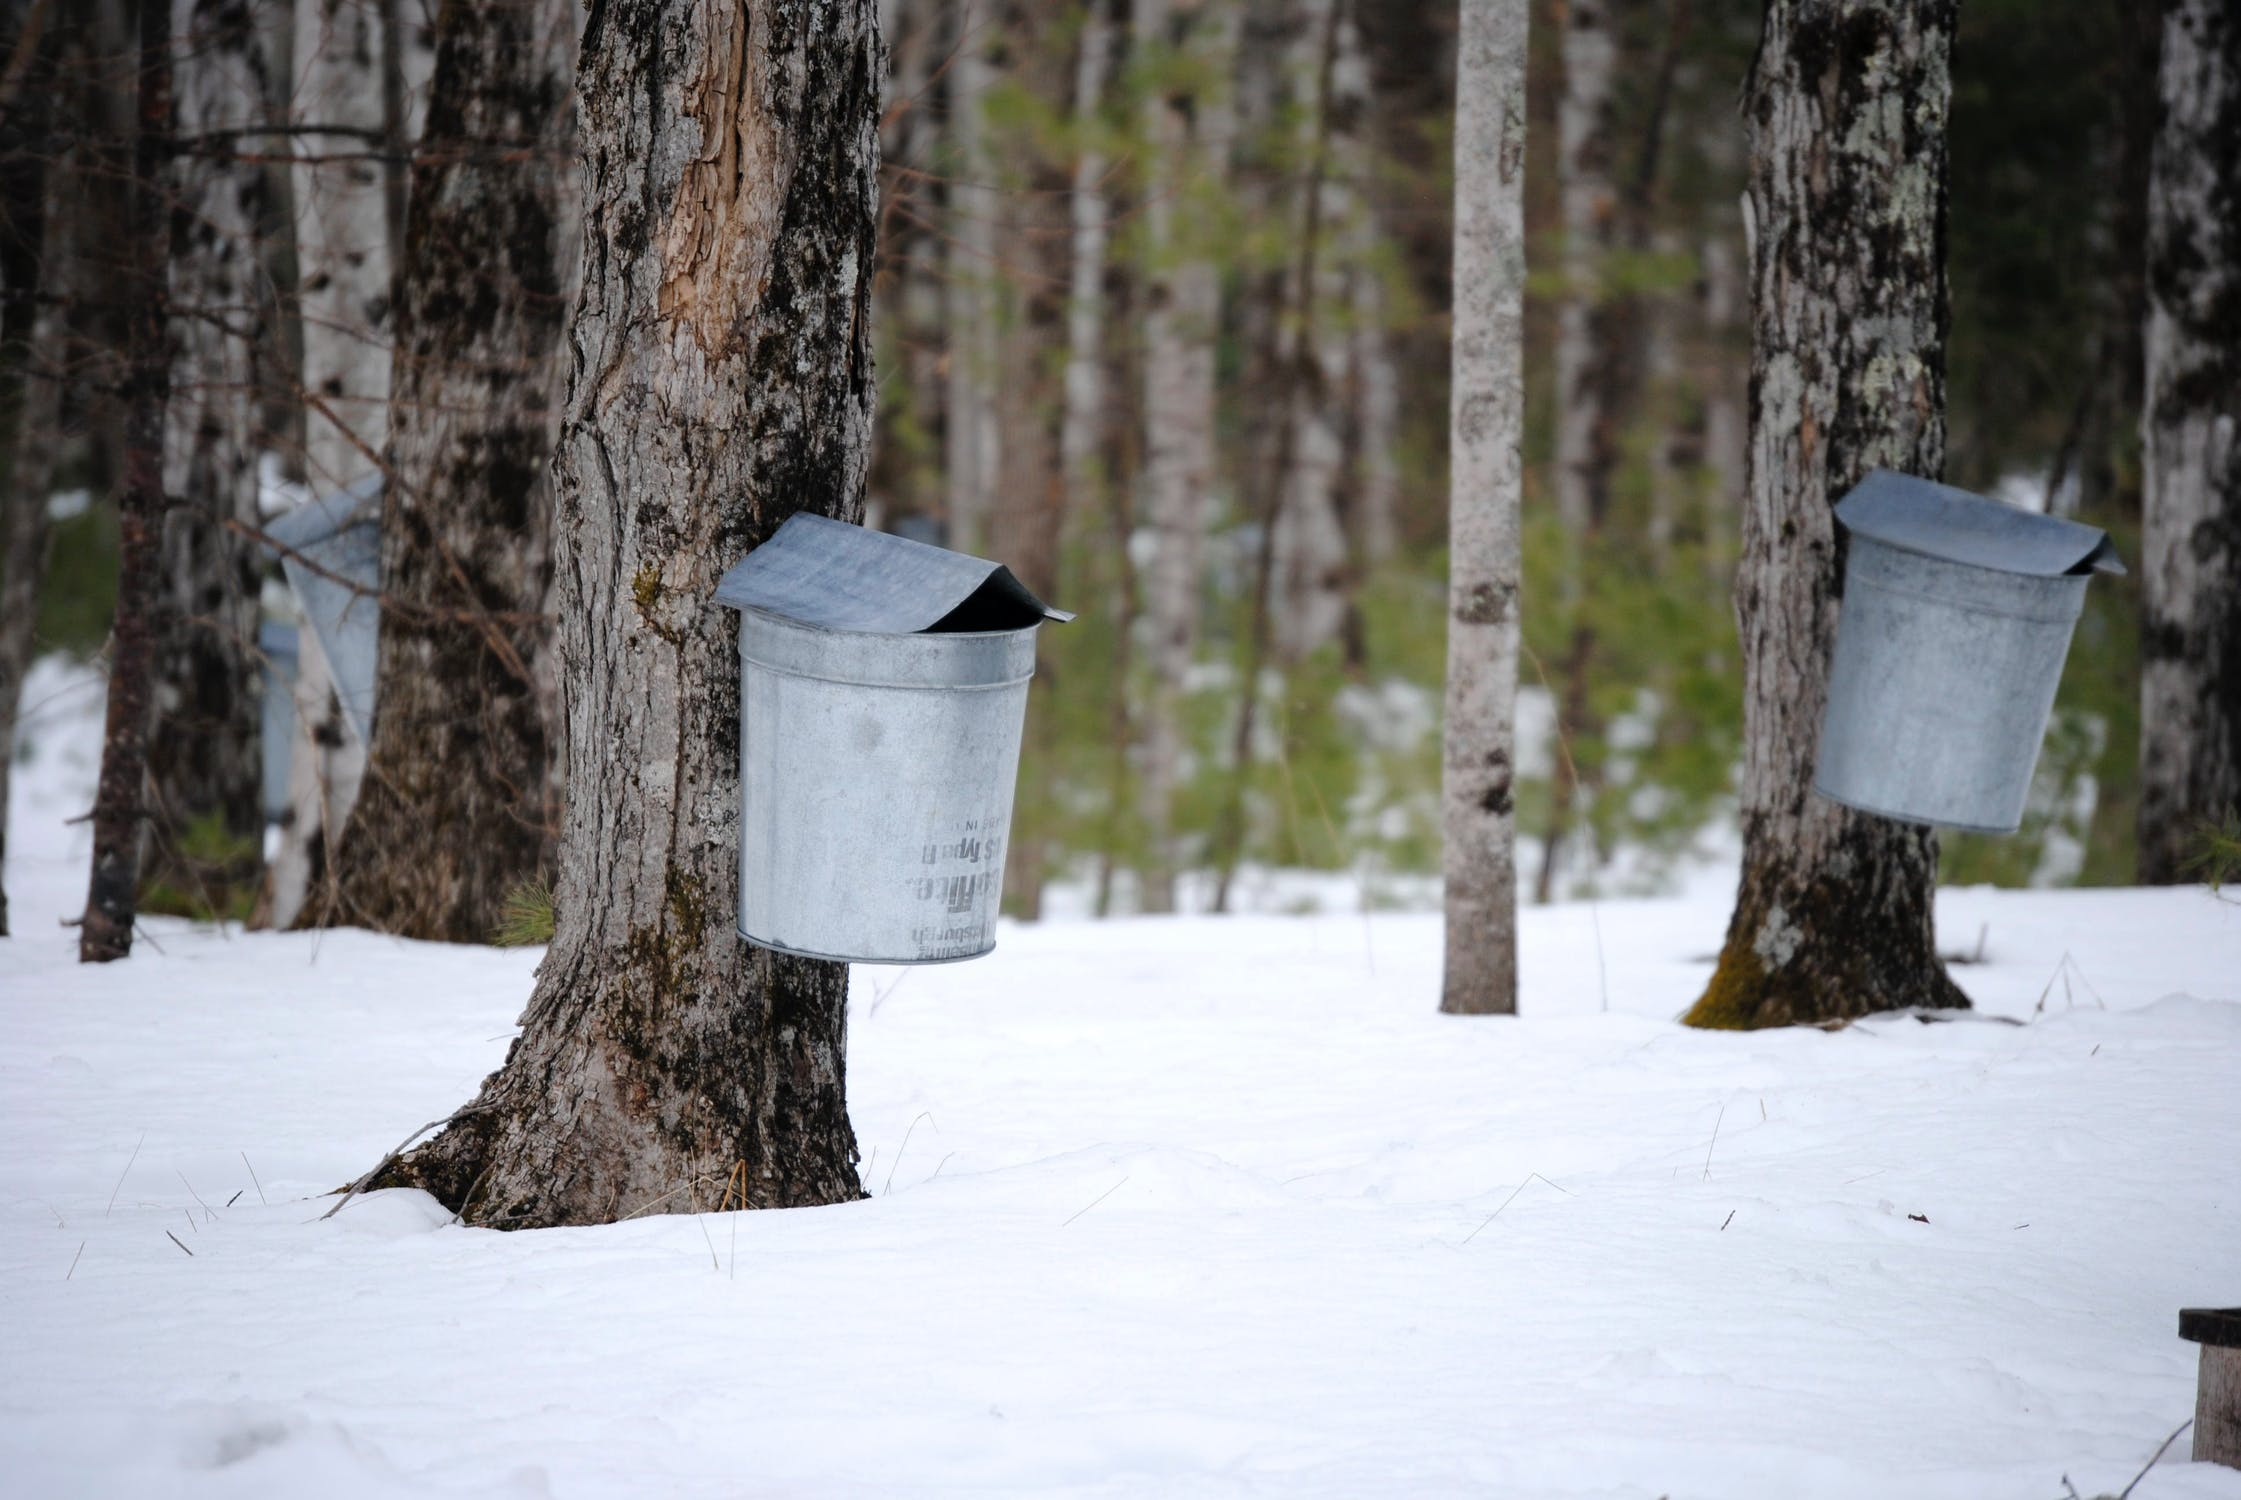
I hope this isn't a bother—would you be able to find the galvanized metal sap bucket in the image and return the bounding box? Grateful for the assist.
[1814,470,2123,833]
[263,473,383,748]
[713,515,1071,964]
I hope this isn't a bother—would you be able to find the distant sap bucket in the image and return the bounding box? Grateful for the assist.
[1814,470,2123,834]
[261,473,382,750]
[712,514,1071,965]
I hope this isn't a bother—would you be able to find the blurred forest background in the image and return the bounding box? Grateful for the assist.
[0,0,2165,928]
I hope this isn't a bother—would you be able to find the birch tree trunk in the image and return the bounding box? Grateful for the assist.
[304,0,575,940]
[142,0,280,920]
[267,0,402,925]
[1551,0,1615,553]
[1684,0,1966,1029]
[1133,0,1233,914]
[369,0,879,1227]
[943,0,998,554]
[2138,0,2239,885]
[1439,0,1526,1016]
[79,0,171,963]
[1058,0,1113,520]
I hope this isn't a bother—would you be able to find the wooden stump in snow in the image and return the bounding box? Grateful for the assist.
[2182,1308,2241,1468]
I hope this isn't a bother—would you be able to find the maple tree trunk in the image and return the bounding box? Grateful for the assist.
[2137,0,2240,885]
[1685,0,1966,1029]
[372,0,879,1226]
[305,0,576,940]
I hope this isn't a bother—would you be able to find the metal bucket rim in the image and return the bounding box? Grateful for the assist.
[729,602,1043,645]
[1811,778,2024,836]
[741,925,999,965]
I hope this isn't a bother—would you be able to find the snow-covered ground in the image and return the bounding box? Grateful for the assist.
[4,657,2239,1499]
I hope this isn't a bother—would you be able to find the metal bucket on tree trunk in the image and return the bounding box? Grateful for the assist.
[713,515,1071,964]
[1814,470,2123,834]
[262,472,383,749]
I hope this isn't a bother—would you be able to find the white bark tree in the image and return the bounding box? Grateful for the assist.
[304,0,576,940]
[1439,0,1527,1016]
[2139,0,2239,885]
[268,0,432,926]
[944,0,999,555]
[366,0,880,1226]
[1133,0,1235,914]
[1685,0,1965,1029]
[1059,0,1114,520]
[144,0,281,919]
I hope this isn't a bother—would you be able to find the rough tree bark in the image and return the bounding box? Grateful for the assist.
[303,0,575,940]
[78,0,172,962]
[2138,0,2240,885]
[369,0,879,1227]
[142,0,279,920]
[1133,0,1234,914]
[1439,0,1526,1016]
[1683,0,1966,1029]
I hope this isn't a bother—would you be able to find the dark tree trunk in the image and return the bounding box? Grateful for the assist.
[0,23,64,940]
[985,1,1069,924]
[1684,0,1966,1029]
[2138,0,2240,885]
[141,0,279,922]
[370,0,879,1226]
[78,0,172,963]
[303,0,576,941]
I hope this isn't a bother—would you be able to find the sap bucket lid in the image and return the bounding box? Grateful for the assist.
[1834,469,2124,577]
[713,513,1073,633]
[262,471,383,746]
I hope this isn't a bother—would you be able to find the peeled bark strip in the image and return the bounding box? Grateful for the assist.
[1439,0,1526,1016]
[305,0,575,940]
[2138,0,2240,885]
[1133,0,1234,914]
[373,0,879,1226]
[143,0,278,920]
[79,0,172,963]
[1684,0,1965,1029]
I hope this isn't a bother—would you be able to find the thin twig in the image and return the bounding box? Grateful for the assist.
[1703,1101,1728,1181]
[1462,1172,1572,1245]
[65,1241,84,1280]
[883,1112,936,1196]
[105,1133,145,1217]
[1061,1176,1129,1227]
[2115,1421,2192,1500]
[240,1151,266,1206]
[177,1171,214,1221]
[321,1104,490,1221]
[164,1230,194,1257]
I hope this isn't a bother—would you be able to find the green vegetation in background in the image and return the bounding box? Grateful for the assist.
[35,497,118,660]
